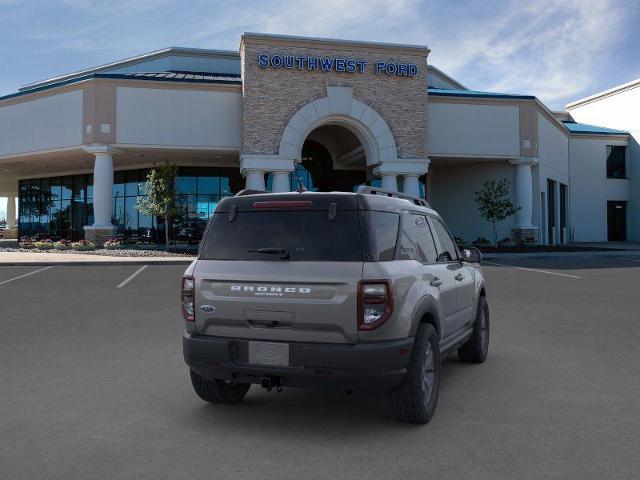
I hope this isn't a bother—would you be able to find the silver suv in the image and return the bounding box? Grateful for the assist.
[182,187,489,424]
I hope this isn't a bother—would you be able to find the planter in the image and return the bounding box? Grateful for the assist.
[522,241,538,247]
[498,241,516,247]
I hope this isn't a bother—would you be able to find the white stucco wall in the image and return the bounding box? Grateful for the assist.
[568,86,639,241]
[568,137,630,242]
[115,87,242,148]
[429,161,517,243]
[427,102,520,157]
[0,90,83,156]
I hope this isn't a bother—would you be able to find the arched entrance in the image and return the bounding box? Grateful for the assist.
[296,124,367,192]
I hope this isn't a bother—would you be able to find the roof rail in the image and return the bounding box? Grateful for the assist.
[234,189,268,197]
[356,186,430,208]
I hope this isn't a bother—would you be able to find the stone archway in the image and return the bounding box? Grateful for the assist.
[278,86,398,166]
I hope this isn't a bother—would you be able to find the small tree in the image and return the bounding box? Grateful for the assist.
[136,161,181,250]
[474,179,520,246]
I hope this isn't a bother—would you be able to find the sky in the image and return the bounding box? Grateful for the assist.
[1,0,640,216]
[1,0,639,108]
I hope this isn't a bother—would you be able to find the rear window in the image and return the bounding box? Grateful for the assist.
[200,210,364,261]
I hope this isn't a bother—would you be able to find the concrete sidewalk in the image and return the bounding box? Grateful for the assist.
[483,250,640,260]
[0,251,194,266]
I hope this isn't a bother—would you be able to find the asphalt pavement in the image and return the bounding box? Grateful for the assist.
[1,256,639,479]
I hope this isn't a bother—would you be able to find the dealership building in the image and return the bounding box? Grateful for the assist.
[0,33,637,245]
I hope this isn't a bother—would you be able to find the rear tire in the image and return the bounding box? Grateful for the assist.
[189,369,251,404]
[386,323,440,424]
[458,296,490,363]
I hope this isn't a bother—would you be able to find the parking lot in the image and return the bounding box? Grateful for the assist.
[1,255,640,479]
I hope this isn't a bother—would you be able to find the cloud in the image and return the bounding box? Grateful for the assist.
[1,0,637,108]
[426,0,632,107]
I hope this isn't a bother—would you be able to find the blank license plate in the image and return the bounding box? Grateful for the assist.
[248,341,290,367]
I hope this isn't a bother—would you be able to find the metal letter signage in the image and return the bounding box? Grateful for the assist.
[257,54,418,77]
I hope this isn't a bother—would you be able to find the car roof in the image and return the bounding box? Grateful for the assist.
[216,191,438,216]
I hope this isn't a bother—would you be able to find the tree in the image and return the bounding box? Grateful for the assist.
[136,161,181,250]
[474,179,520,246]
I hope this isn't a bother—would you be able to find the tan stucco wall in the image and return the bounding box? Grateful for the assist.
[240,35,428,159]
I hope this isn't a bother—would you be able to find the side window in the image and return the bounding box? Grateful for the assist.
[365,211,399,261]
[397,214,417,261]
[412,215,438,263]
[396,213,437,263]
[431,217,458,262]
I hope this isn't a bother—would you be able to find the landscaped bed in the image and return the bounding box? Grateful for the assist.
[474,245,626,254]
[0,247,195,257]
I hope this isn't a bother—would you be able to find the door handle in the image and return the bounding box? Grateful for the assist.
[430,277,443,287]
[455,273,465,281]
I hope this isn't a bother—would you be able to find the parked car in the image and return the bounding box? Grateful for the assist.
[181,187,489,424]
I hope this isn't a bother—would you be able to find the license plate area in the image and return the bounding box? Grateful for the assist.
[248,341,290,367]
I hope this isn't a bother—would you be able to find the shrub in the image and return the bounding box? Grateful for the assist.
[19,236,34,249]
[33,239,54,250]
[54,239,73,250]
[71,240,96,251]
[472,237,491,245]
[103,238,123,250]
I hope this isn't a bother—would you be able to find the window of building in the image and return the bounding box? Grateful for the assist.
[18,166,242,246]
[606,145,626,179]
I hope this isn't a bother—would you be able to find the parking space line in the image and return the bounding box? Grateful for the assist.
[116,265,148,289]
[483,261,581,278]
[0,266,53,286]
[620,257,640,263]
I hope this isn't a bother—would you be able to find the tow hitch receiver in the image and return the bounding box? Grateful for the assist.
[260,376,284,392]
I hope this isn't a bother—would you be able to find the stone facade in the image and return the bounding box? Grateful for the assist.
[240,35,429,161]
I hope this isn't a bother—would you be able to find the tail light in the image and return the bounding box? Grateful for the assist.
[358,280,393,331]
[181,276,195,322]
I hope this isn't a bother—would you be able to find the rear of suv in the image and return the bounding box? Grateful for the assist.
[182,187,489,424]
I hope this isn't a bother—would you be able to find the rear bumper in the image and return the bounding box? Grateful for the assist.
[183,332,414,393]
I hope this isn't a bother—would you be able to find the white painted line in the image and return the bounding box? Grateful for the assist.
[116,265,148,289]
[483,261,581,279]
[620,257,640,263]
[0,266,53,286]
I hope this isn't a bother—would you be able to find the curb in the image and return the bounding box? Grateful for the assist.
[0,259,194,266]
[483,250,640,260]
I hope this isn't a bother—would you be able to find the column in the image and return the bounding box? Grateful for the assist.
[6,195,16,229]
[380,174,398,192]
[402,175,420,198]
[92,152,114,227]
[83,145,117,245]
[244,170,266,191]
[271,171,290,193]
[509,158,538,242]
[240,154,294,192]
[512,160,535,228]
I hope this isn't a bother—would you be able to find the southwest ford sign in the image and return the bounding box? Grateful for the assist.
[257,54,418,77]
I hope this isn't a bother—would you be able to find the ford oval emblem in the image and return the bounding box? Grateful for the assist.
[200,305,215,313]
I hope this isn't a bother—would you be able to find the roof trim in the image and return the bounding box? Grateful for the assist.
[241,32,430,56]
[562,121,629,135]
[427,66,466,90]
[565,78,640,109]
[428,87,535,100]
[19,47,240,92]
[1,72,242,103]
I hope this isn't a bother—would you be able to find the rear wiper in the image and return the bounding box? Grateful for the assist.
[248,247,290,259]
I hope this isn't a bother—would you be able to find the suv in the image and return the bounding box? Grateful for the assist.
[182,187,489,424]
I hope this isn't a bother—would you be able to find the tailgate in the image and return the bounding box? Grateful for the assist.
[194,260,363,344]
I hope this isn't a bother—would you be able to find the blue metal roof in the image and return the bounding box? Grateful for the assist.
[562,121,628,135]
[428,87,535,100]
[0,71,242,102]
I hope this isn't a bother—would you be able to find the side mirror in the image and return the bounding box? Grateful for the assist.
[461,247,482,264]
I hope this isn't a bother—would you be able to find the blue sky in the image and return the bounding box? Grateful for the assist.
[1,0,639,108]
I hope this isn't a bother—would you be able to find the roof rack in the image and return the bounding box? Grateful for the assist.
[356,186,430,208]
[234,189,269,197]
